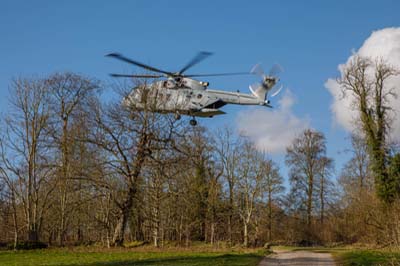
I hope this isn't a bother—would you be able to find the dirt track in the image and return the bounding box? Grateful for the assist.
[259,250,335,266]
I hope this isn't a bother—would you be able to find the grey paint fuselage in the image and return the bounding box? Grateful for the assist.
[123,78,269,118]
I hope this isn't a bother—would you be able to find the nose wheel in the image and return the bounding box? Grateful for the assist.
[189,118,197,126]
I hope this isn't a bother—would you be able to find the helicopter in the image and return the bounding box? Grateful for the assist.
[107,52,283,126]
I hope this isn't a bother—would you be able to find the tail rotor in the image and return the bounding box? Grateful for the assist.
[249,63,284,103]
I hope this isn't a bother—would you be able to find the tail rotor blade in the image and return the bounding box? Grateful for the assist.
[269,64,283,77]
[271,85,284,97]
[250,63,265,77]
[249,83,261,96]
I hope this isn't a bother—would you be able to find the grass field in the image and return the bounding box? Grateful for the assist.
[336,249,400,266]
[0,247,266,266]
[3,245,400,266]
[272,246,400,265]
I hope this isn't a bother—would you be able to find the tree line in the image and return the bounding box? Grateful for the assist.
[0,56,399,248]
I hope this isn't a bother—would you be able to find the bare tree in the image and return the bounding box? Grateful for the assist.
[263,159,284,241]
[87,84,179,246]
[45,72,99,245]
[144,146,182,247]
[215,127,241,245]
[317,156,334,226]
[236,139,265,247]
[1,77,54,242]
[285,129,327,241]
[340,135,373,197]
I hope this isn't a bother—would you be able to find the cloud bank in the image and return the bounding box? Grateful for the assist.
[325,27,400,141]
[236,90,310,154]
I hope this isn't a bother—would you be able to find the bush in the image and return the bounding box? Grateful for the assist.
[0,242,7,249]
[7,241,48,250]
[124,241,148,248]
[73,240,95,247]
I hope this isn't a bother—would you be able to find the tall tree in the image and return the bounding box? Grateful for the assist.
[317,156,334,225]
[1,77,54,241]
[215,127,241,245]
[340,135,373,196]
[263,159,284,241]
[236,139,265,247]
[88,85,179,246]
[46,72,99,245]
[338,56,399,203]
[285,129,328,239]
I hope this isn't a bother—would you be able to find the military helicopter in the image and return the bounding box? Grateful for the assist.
[107,52,283,126]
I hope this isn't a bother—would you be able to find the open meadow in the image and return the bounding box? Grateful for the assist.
[0,246,266,266]
[3,245,400,266]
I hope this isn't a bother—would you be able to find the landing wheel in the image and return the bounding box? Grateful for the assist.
[174,113,181,120]
[189,119,197,126]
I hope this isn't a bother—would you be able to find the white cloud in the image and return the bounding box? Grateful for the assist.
[236,90,310,154]
[325,27,400,141]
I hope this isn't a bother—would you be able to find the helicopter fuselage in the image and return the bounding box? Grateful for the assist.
[123,78,269,118]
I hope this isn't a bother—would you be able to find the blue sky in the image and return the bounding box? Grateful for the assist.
[1,0,399,179]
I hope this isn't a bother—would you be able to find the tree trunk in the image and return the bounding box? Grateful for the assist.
[228,181,234,246]
[210,222,215,245]
[28,228,39,242]
[153,205,159,247]
[58,116,70,247]
[320,175,325,225]
[112,187,135,246]
[11,192,18,249]
[268,196,272,241]
[185,223,190,247]
[243,221,248,247]
[307,174,314,228]
[58,190,67,246]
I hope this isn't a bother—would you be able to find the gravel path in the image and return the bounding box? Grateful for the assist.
[259,250,336,266]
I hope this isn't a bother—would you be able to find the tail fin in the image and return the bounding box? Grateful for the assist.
[249,83,268,101]
[250,64,279,101]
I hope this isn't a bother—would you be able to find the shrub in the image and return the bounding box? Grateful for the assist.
[0,242,7,249]
[124,241,148,248]
[73,240,95,247]
[7,241,48,250]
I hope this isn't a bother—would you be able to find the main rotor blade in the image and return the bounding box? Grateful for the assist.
[178,51,213,75]
[106,53,173,76]
[110,73,163,78]
[185,72,250,77]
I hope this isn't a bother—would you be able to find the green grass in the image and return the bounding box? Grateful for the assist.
[336,249,400,266]
[0,247,266,266]
[272,245,400,265]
